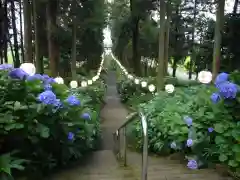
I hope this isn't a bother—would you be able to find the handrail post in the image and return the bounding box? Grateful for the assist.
[113,111,148,180]
[116,130,120,159]
[140,112,148,180]
[123,127,127,166]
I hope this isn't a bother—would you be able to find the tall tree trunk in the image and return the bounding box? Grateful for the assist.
[164,12,170,76]
[130,0,141,76]
[23,0,33,63]
[0,0,3,63]
[157,0,166,91]
[9,39,15,63]
[19,0,24,62]
[172,58,177,77]
[189,0,197,80]
[3,0,8,63]
[33,0,43,73]
[46,0,59,77]
[233,0,239,14]
[212,0,225,80]
[10,0,20,67]
[71,4,77,80]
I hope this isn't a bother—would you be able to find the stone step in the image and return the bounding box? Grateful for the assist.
[49,150,137,180]
[124,151,232,180]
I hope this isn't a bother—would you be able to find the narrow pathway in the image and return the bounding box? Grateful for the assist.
[100,70,129,150]
[49,71,135,180]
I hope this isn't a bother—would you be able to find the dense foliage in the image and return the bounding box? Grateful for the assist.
[0,64,105,179]
[121,71,240,175]
[117,72,200,107]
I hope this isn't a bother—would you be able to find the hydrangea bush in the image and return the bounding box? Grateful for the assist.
[0,65,103,179]
[127,71,240,174]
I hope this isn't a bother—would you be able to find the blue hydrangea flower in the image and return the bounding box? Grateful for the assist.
[183,116,192,126]
[210,93,221,103]
[170,142,177,149]
[37,90,57,105]
[68,132,75,140]
[42,74,50,79]
[45,78,55,84]
[208,127,214,133]
[44,83,52,90]
[187,159,198,169]
[9,68,28,80]
[65,95,80,106]
[42,75,55,84]
[26,74,43,81]
[215,72,229,85]
[51,99,63,113]
[0,64,13,70]
[81,113,91,120]
[186,139,193,147]
[53,99,62,108]
[217,81,238,99]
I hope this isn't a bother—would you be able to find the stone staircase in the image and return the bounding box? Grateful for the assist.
[49,150,137,180]
[50,149,232,180]
[126,151,232,180]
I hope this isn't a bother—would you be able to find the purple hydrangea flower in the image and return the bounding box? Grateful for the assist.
[186,139,193,147]
[37,90,57,105]
[184,116,192,126]
[44,83,52,90]
[170,141,177,149]
[215,72,229,85]
[81,113,91,120]
[0,64,13,70]
[187,159,198,169]
[68,132,75,140]
[42,74,55,84]
[9,68,28,80]
[26,74,43,81]
[210,93,221,103]
[54,99,62,108]
[45,78,55,84]
[51,99,63,113]
[208,127,214,133]
[217,81,238,99]
[42,74,50,79]
[65,95,80,106]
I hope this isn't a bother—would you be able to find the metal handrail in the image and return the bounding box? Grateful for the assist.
[113,110,148,180]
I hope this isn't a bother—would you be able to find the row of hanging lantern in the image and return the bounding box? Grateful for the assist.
[68,56,105,88]
[18,55,105,89]
[111,53,157,93]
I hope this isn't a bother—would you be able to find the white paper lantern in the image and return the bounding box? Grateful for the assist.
[134,79,140,84]
[81,81,87,87]
[54,76,64,84]
[87,80,93,85]
[198,70,212,84]
[165,84,175,93]
[92,76,97,82]
[20,63,36,76]
[128,75,133,80]
[148,84,156,92]
[141,81,147,88]
[70,80,78,88]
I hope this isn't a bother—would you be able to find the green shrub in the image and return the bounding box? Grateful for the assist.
[128,71,240,173]
[0,65,104,179]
